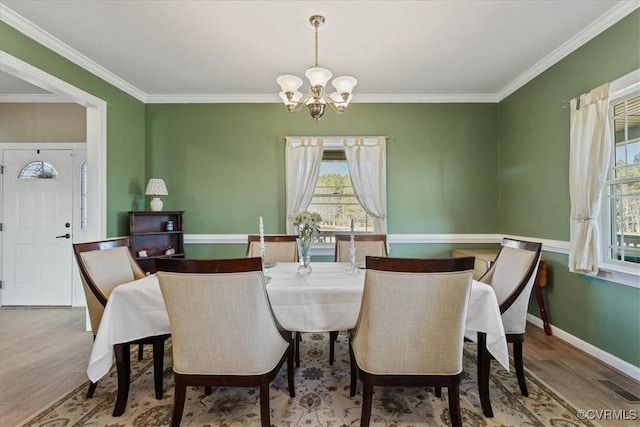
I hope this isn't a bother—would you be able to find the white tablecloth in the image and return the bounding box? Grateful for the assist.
[87,263,508,382]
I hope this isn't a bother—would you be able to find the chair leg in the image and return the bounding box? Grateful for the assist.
[171,379,187,427]
[138,343,144,360]
[113,343,131,416]
[204,386,212,395]
[434,386,442,398]
[477,332,493,417]
[349,340,357,396]
[360,383,373,427]
[152,339,165,399]
[86,381,98,398]
[447,384,462,427]
[287,342,295,397]
[329,331,339,365]
[295,332,301,367]
[513,339,528,396]
[259,382,271,427]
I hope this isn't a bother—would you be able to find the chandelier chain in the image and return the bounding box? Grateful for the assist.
[314,23,319,67]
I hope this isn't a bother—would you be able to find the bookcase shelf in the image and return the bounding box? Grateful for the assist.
[128,211,185,272]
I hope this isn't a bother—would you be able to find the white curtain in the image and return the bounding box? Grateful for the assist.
[343,137,387,233]
[285,137,324,233]
[569,83,611,274]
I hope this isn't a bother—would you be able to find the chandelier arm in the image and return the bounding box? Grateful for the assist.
[325,100,346,114]
[286,94,312,113]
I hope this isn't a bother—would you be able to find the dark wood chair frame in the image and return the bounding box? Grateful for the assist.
[473,238,542,417]
[73,237,170,417]
[349,255,475,427]
[155,257,295,427]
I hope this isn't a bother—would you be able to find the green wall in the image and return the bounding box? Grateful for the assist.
[145,103,499,237]
[0,21,146,236]
[498,10,640,367]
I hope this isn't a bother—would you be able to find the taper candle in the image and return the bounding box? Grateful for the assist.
[259,216,265,252]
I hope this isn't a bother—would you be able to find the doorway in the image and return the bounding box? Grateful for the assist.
[1,145,86,305]
[0,51,107,309]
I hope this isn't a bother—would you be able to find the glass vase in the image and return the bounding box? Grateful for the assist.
[298,253,312,275]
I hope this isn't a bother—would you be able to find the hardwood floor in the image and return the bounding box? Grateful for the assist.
[0,307,638,426]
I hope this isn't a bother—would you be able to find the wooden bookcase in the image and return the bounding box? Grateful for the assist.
[128,211,185,272]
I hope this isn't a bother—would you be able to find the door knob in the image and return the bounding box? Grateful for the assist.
[56,233,71,239]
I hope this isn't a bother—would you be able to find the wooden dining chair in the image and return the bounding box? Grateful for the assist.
[349,255,475,427]
[246,234,299,264]
[73,237,169,415]
[156,257,295,427]
[477,238,542,396]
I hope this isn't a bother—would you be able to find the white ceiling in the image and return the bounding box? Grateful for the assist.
[0,1,637,103]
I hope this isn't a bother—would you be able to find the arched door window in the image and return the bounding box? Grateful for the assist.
[18,160,59,179]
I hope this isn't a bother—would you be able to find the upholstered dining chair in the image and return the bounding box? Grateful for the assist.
[246,234,299,264]
[349,255,475,427]
[334,233,388,263]
[156,257,295,427]
[319,234,389,365]
[477,238,542,398]
[73,237,169,409]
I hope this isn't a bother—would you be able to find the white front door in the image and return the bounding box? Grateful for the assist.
[1,148,74,305]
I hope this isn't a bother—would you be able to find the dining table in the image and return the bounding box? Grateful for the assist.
[88,261,508,418]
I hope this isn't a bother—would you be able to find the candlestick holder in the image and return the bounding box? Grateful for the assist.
[260,244,271,283]
[345,234,359,274]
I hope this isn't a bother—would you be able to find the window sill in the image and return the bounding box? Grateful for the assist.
[595,262,640,288]
[310,243,335,257]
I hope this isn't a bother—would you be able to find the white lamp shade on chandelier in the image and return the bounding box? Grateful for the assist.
[277,15,357,121]
[145,178,168,211]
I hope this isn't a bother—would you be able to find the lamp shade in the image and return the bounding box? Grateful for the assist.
[305,66,332,87]
[277,75,303,93]
[145,179,168,196]
[332,76,357,94]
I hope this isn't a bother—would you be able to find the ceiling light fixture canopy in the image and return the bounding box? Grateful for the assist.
[277,15,357,121]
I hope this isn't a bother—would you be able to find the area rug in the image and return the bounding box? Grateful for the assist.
[21,333,599,427]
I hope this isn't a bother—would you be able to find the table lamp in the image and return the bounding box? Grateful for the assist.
[145,178,168,211]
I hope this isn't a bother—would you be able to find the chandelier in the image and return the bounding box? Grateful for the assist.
[277,15,357,121]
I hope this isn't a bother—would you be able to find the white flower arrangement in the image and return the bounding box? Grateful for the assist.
[292,211,322,256]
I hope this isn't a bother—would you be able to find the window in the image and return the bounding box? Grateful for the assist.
[285,137,387,241]
[80,161,88,230]
[605,94,640,266]
[308,149,374,242]
[18,160,58,179]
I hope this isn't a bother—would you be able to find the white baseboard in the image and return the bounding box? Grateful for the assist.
[527,314,640,381]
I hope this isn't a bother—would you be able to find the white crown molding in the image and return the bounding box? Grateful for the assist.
[0,93,74,103]
[145,94,280,104]
[0,4,146,102]
[527,314,640,381]
[145,93,501,104]
[497,1,640,101]
[2,3,636,104]
[352,93,500,103]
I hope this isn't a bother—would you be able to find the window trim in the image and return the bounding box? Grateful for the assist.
[598,68,640,285]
